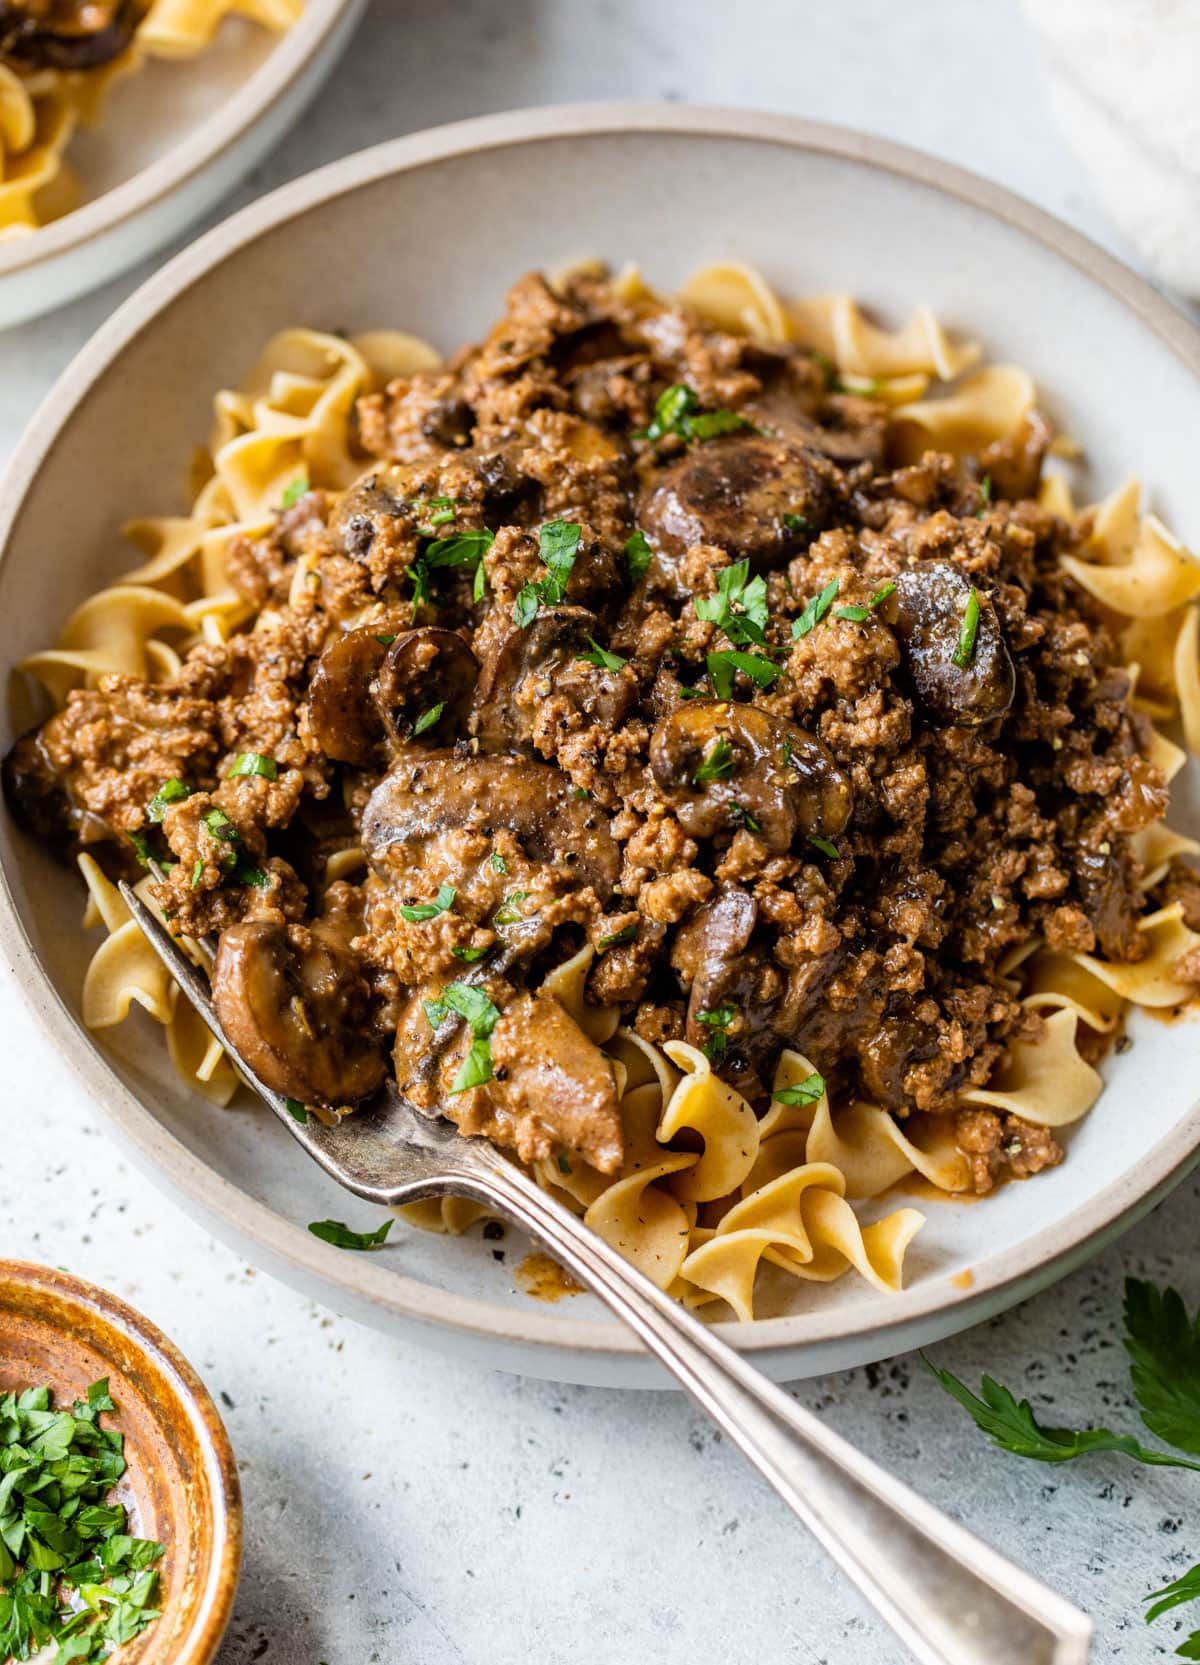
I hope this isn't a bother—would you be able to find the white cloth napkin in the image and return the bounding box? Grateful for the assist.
[1022,0,1200,294]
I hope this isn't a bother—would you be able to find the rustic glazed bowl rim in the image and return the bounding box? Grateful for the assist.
[0,1259,241,1663]
[0,0,360,279]
[2,103,1200,1361]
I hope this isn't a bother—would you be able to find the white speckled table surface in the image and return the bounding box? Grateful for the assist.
[2,3,1199,1660]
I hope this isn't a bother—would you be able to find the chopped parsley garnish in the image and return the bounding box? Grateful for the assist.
[146,777,190,823]
[284,1097,309,1124]
[832,582,897,626]
[307,1218,393,1251]
[695,558,770,647]
[406,528,494,618]
[375,633,396,646]
[0,1377,165,1664]
[451,946,487,963]
[280,474,309,510]
[636,382,754,445]
[411,702,444,738]
[557,1154,572,1175]
[233,860,269,889]
[400,883,456,924]
[706,649,781,700]
[596,922,637,951]
[772,1072,826,1106]
[624,529,652,586]
[412,494,458,532]
[808,835,842,859]
[953,587,981,668]
[782,512,810,533]
[490,851,508,875]
[692,734,735,785]
[695,1004,736,1062]
[513,520,582,627]
[202,807,238,844]
[577,637,628,673]
[728,801,761,832]
[493,892,528,927]
[572,786,590,801]
[793,577,840,638]
[978,474,992,506]
[127,830,153,866]
[451,1037,494,1092]
[425,980,501,1094]
[227,751,278,781]
[190,859,203,888]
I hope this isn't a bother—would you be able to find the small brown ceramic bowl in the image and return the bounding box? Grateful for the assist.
[0,1260,241,1664]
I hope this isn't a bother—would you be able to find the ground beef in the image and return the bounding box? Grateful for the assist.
[7,265,1195,1179]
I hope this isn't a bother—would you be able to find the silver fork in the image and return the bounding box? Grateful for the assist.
[120,880,1091,1665]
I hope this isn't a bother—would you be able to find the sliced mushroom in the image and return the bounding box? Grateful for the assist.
[977,411,1052,504]
[0,0,146,69]
[328,471,410,563]
[488,989,624,1172]
[639,432,836,574]
[307,625,477,764]
[672,889,780,1089]
[470,606,634,754]
[1,728,81,851]
[373,628,478,748]
[888,561,1016,727]
[650,701,852,854]
[212,918,386,1107]
[306,628,389,766]
[362,753,620,901]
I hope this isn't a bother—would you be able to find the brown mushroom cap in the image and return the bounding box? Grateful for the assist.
[672,889,780,1091]
[212,919,386,1108]
[307,625,478,765]
[0,0,146,69]
[2,728,83,852]
[362,752,620,901]
[374,628,478,748]
[638,432,836,574]
[888,561,1015,727]
[306,627,389,766]
[470,606,634,755]
[650,700,852,853]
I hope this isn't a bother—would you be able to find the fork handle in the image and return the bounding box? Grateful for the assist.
[448,1151,1091,1665]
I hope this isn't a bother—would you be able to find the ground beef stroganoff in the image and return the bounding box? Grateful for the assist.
[7,264,1200,1312]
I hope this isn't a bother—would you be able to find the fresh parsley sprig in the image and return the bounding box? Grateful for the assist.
[928,1277,1200,1657]
[636,382,755,446]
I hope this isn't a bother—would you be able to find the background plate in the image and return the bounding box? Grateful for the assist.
[0,0,366,328]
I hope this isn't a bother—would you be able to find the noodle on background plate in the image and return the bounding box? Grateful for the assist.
[13,262,1200,1319]
[0,0,302,236]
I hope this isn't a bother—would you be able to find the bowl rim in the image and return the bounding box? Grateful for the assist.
[3,100,1200,1361]
[0,0,360,280]
[0,1259,241,1664]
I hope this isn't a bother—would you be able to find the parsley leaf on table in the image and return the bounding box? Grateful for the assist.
[922,1359,1200,1471]
[1124,1278,1200,1455]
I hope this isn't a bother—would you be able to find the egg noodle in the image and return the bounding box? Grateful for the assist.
[0,0,302,236]
[20,263,1200,1319]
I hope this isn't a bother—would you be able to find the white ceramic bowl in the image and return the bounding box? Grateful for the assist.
[0,0,365,328]
[3,104,1200,1387]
